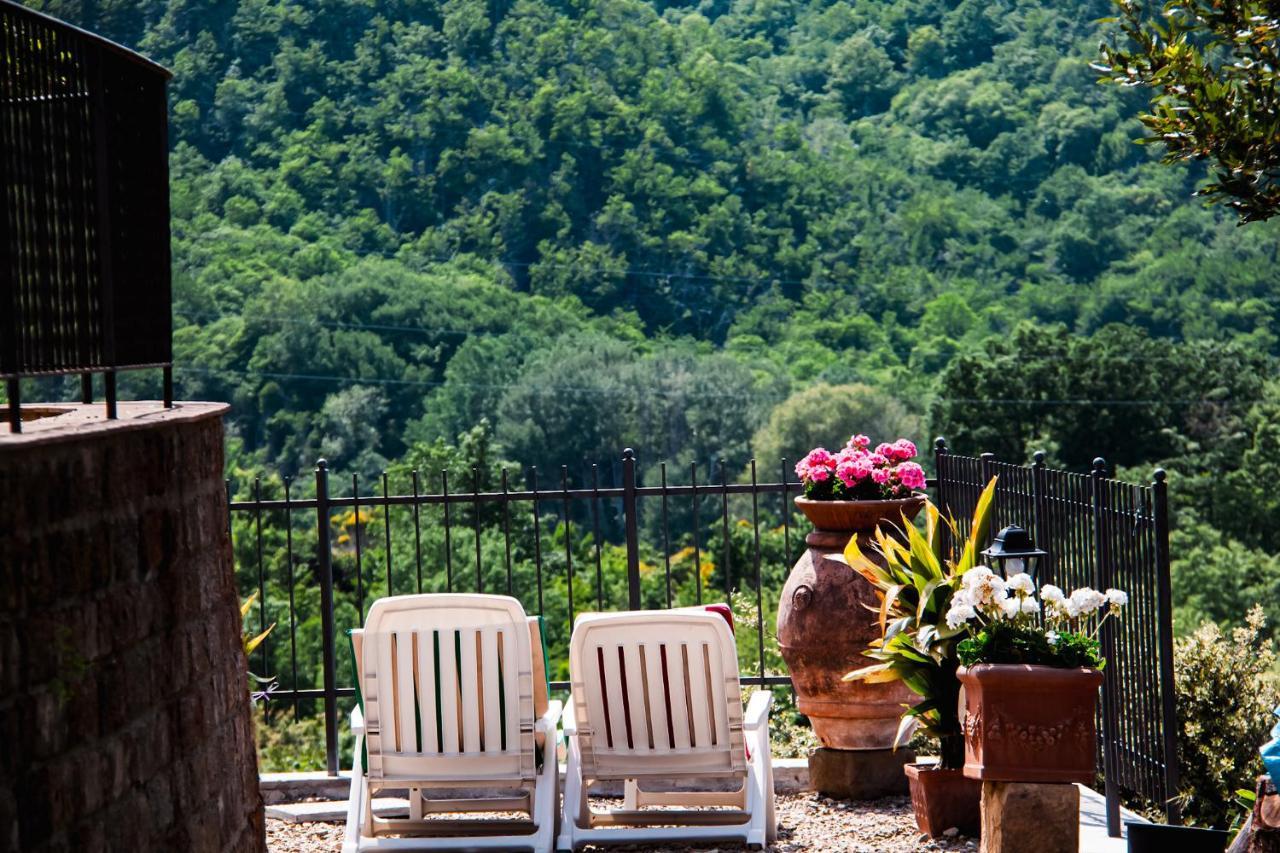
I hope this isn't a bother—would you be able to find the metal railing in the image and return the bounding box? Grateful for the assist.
[935,441,1179,828]
[0,0,173,430]
[229,441,1177,828]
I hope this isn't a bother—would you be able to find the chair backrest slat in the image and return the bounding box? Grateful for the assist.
[622,642,649,750]
[480,626,502,753]
[459,627,482,753]
[640,641,672,751]
[570,610,746,778]
[686,641,713,749]
[438,629,461,753]
[601,642,630,751]
[501,627,520,754]
[415,630,440,754]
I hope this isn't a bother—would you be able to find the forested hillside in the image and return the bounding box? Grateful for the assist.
[25,0,1280,474]
[22,0,1280,642]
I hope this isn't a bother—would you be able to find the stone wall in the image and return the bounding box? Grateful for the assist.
[0,403,266,852]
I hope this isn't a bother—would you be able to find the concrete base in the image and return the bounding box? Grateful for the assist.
[981,781,1078,853]
[808,747,915,800]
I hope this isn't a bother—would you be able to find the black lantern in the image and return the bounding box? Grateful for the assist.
[981,525,1048,580]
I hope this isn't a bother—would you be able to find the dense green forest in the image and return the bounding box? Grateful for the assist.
[21,0,1280,786]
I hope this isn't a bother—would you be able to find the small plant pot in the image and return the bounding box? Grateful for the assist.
[958,663,1103,784]
[1125,822,1229,853]
[904,762,981,838]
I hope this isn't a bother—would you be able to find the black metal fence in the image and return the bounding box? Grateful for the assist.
[0,0,173,431]
[229,442,1177,829]
[935,442,1179,828]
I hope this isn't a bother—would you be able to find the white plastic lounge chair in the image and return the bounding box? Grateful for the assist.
[557,608,775,851]
[343,593,561,852]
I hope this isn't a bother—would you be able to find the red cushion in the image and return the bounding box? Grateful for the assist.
[703,603,734,633]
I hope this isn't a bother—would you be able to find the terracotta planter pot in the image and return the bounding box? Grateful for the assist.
[904,763,981,838]
[776,495,925,750]
[958,664,1103,784]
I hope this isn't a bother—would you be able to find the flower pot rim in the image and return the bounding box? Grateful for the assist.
[904,761,968,776]
[958,662,1103,677]
[794,494,926,507]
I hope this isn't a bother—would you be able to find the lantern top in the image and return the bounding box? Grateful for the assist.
[981,524,1048,561]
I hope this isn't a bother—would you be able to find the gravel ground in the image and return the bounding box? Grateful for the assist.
[266,793,976,852]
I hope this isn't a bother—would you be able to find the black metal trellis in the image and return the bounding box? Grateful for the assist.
[0,0,172,431]
[934,440,1180,830]
[228,441,1179,834]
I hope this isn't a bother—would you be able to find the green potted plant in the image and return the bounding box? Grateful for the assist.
[842,477,998,838]
[950,570,1127,784]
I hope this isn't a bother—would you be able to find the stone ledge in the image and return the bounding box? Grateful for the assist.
[261,758,812,805]
[0,401,228,449]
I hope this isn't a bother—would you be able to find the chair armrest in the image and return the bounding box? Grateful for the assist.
[743,689,772,731]
[536,699,563,735]
[350,704,365,735]
[559,700,578,736]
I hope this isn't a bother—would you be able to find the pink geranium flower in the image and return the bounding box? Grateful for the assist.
[847,434,871,450]
[895,461,926,491]
[891,439,917,461]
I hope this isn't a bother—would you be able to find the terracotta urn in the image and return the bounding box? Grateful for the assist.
[958,664,1103,784]
[904,763,981,838]
[777,494,924,749]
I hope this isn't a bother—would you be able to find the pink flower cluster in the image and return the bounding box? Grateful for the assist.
[795,435,925,499]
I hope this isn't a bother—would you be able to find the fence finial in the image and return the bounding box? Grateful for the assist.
[316,458,328,471]
[1153,468,1167,483]
[1033,450,1046,465]
[623,447,636,461]
[1092,457,1107,474]
[934,436,947,452]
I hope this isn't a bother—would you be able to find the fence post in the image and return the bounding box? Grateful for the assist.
[1032,450,1049,585]
[622,448,642,610]
[1152,468,1182,823]
[980,451,996,537]
[1092,457,1121,837]
[314,458,340,776]
[933,437,951,558]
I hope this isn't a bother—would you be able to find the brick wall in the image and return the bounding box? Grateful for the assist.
[0,403,266,852]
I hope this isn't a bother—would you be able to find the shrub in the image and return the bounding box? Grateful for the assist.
[1174,606,1277,828]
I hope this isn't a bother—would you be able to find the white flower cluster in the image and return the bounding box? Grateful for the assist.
[943,565,1127,631]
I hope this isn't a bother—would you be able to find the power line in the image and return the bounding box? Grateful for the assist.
[175,366,1257,408]
[174,365,790,401]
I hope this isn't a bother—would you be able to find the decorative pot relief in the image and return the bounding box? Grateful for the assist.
[964,707,1094,747]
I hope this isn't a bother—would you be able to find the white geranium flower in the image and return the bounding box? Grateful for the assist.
[1040,584,1065,604]
[1006,572,1035,595]
[1020,597,1040,615]
[1046,630,1059,646]
[1105,588,1129,608]
[1069,587,1107,615]
[946,602,977,629]
[999,595,1021,619]
[962,566,994,589]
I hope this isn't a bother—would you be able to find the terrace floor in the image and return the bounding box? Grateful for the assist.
[263,779,1137,852]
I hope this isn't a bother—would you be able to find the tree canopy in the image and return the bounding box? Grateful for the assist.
[1098,0,1280,222]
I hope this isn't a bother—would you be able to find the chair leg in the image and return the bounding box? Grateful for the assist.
[410,786,424,820]
[342,734,367,853]
[558,738,584,852]
[623,779,640,810]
